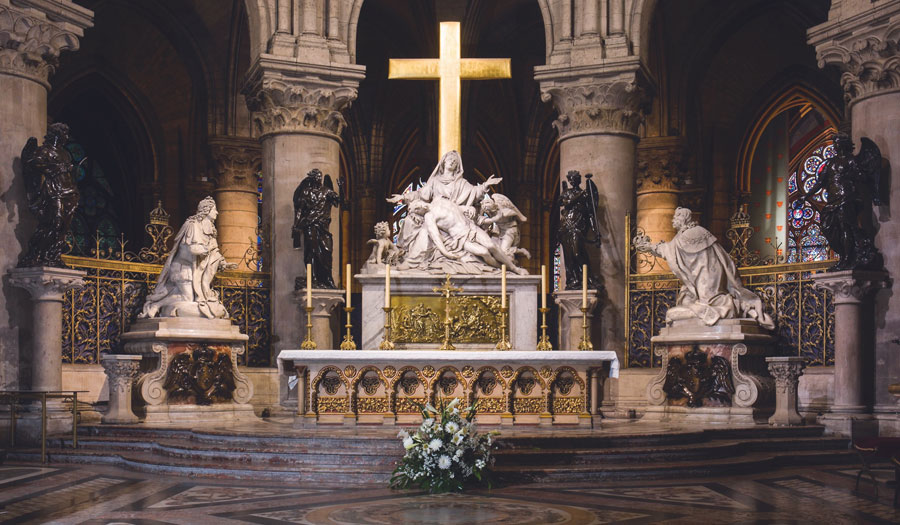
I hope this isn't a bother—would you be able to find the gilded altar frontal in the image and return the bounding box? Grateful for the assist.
[2,0,900,520]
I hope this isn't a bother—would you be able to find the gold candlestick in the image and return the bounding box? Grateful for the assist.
[434,275,462,351]
[495,306,512,350]
[536,306,552,351]
[339,306,357,350]
[379,306,395,350]
[300,305,317,350]
[577,306,593,351]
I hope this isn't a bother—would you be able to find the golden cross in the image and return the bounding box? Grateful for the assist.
[389,21,511,158]
[433,274,463,299]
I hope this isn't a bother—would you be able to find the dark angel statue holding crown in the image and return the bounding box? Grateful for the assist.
[293,168,344,289]
[557,170,603,290]
[18,123,83,268]
[802,132,884,271]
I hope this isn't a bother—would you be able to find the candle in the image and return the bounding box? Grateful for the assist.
[306,263,312,308]
[345,263,351,305]
[582,264,588,309]
[384,264,391,308]
[541,264,547,309]
[501,264,507,309]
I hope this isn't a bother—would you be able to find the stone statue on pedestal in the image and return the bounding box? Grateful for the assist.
[139,197,236,319]
[364,221,402,270]
[634,207,774,330]
[558,170,602,290]
[802,132,883,271]
[480,193,530,261]
[293,168,343,288]
[18,123,81,268]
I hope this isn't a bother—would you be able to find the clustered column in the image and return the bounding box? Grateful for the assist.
[635,137,686,274]
[209,136,263,271]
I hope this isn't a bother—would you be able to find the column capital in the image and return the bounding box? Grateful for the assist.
[242,56,365,140]
[8,266,85,301]
[766,356,806,393]
[293,288,345,318]
[807,0,900,106]
[536,59,654,140]
[553,289,601,317]
[100,354,141,391]
[0,0,92,88]
[812,269,890,305]
[636,136,688,193]
[209,135,262,192]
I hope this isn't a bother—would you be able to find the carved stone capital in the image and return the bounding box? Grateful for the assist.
[537,61,654,139]
[209,136,261,191]
[242,57,364,139]
[808,2,900,105]
[293,288,345,319]
[553,290,600,318]
[636,137,688,193]
[812,269,889,305]
[8,266,85,301]
[100,354,142,395]
[766,357,805,395]
[0,0,92,88]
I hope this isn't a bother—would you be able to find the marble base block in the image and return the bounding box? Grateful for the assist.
[766,356,806,426]
[123,317,255,426]
[554,290,600,351]
[292,288,344,349]
[101,354,142,424]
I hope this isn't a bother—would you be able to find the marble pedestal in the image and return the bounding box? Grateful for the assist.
[8,267,86,441]
[293,289,344,349]
[100,354,142,424]
[644,319,774,424]
[553,290,600,351]
[357,273,539,351]
[766,357,806,426]
[122,318,255,425]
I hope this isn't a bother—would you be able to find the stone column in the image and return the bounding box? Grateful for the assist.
[8,267,85,436]
[813,270,887,435]
[808,0,900,420]
[0,0,92,390]
[766,356,806,426]
[209,136,262,271]
[294,288,344,349]
[100,354,142,424]
[537,60,653,353]
[635,137,686,274]
[553,290,600,351]
[243,59,364,359]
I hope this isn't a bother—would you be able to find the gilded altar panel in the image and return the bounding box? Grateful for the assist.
[318,397,349,413]
[473,397,505,413]
[395,397,426,413]
[357,397,390,413]
[390,295,503,344]
[552,396,585,414]
[513,397,545,414]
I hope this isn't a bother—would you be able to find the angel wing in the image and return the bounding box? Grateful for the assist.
[323,174,334,192]
[856,137,884,205]
[584,173,601,243]
[20,137,41,210]
[491,193,527,222]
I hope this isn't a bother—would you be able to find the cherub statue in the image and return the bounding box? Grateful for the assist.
[480,194,530,260]
[366,221,402,266]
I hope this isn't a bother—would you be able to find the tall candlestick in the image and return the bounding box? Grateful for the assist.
[582,264,587,309]
[306,263,312,308]
[541,264,547,309]
[345,263,351,305]
[501,264,507,309]
[384,264,391,308]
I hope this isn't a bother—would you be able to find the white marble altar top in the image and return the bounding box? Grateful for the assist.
[277,350,619,378]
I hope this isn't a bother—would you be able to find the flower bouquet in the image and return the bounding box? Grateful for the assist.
[390,398,497,492]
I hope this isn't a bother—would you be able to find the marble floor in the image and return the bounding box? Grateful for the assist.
[0,462,897,524]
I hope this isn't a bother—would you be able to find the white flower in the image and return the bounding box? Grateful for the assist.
[428,438,443,451]
[455,448,463,458]
[451,433,464,445]
[403,437,414,449]
[438,455,451,469]
[475,459,485,469]
[397,429,409,439]
[447,398,460,410]
[423,418,435,427]
[444,421,459,433]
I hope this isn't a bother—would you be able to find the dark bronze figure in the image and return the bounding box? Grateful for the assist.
[663,346,734,407]
[293,168,343,289]
[557,170,602,290]
[803,132,883,271]
[18,123,82,268]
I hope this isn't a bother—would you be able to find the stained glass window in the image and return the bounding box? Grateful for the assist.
[65,142,123,255]
[391,180,423,244]
[786,143,834,263]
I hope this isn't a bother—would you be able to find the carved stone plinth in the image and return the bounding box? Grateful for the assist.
[122,317,255,425]
[100,354,141,424]
[293,289,344,349]
[644,319,774,424]
[554,290,600,351]
[766,357,806,426]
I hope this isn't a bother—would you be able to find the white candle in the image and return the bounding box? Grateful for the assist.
[582,264,588,309]
[541,264,547,309]
[306,263,312,308]
[501,264,507,309]
[384,264,391,308]
[345,263,351,305]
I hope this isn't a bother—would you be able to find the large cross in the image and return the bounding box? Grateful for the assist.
[389,21,511,158]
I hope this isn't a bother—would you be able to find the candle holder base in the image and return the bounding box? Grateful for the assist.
[495,306,512,351]
[577,306,593,351]
[339,306,357,350]
[379,306,395,350]
[536,307,553,351]
[300,306,317,350]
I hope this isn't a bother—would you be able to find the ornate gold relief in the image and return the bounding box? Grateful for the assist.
[390,295,503,344]
[552,396,585,414]
[513,398,545,414]
[317,397,349,413]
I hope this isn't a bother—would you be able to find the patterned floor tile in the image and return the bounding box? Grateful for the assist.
[0,465,64,486]
[122,483,331,511]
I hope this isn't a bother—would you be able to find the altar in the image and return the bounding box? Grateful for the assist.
[277,350,618,427]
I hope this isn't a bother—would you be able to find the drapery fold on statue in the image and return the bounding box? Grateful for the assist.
[656,225,775,330]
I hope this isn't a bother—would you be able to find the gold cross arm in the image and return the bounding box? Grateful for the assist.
[389,22,511,158]
[433,274,463,298]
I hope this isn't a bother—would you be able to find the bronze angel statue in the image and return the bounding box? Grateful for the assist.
[18,123,82,268]
[802,132,884,271]
[557,170,602,290]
